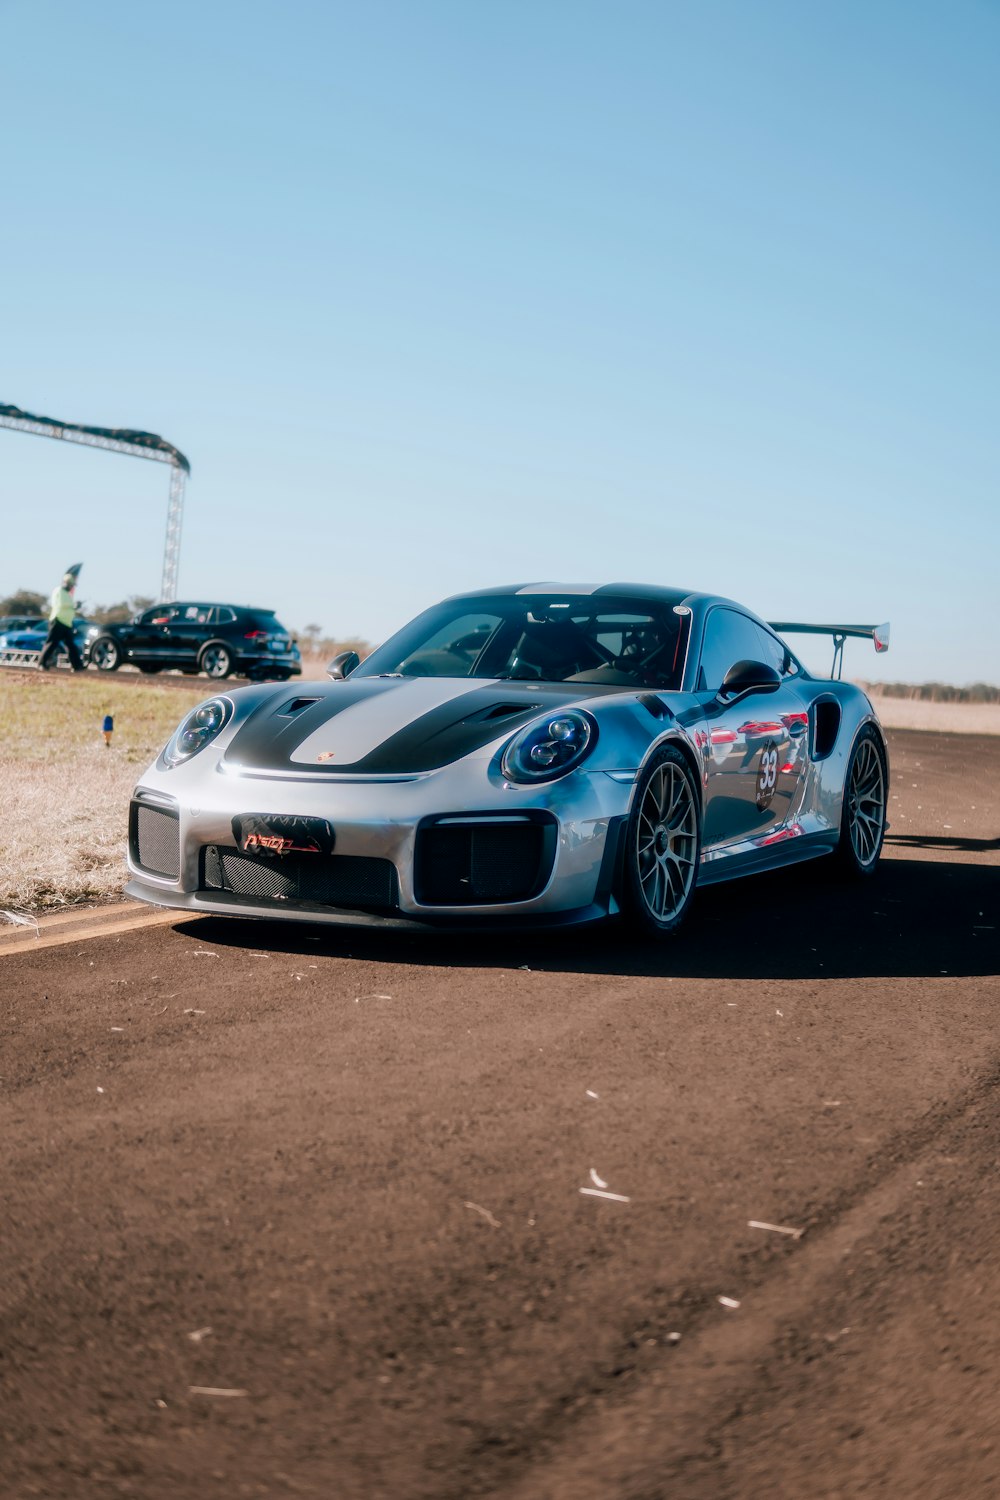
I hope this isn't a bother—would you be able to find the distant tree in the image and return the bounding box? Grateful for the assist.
[0,588,46,615]
[87,595,155,625]
[323,635,371,662]
[861,679,999,704]
[295,628,372,662]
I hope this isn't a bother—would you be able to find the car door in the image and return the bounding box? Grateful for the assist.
[161,603,212,668]
[696,607,809,849]
[127,605,177,663]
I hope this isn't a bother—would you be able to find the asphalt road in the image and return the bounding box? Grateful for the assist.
[2,728,998,1500]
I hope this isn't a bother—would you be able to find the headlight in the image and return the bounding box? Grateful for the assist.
[161,697,233,768]
[501,709,597,783]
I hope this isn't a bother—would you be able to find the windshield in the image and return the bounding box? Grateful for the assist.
[355,594,691,691]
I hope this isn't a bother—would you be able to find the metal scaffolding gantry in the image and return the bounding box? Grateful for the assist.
[0,404,190,600]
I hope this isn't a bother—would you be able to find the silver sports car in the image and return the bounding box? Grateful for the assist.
[127,583,890,936]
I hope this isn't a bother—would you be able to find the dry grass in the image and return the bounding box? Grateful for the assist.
[0,673,205,913]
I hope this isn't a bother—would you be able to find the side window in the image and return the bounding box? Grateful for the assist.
[215,607,237,625]
[698,609,769,691]
[753,624,792,676]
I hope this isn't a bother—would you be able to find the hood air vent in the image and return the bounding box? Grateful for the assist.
[276,697,321,717]
[480,702,542,722]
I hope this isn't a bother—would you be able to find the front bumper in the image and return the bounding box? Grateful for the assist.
[126,761,633,929]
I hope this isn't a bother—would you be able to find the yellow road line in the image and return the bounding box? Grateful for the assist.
[0,904,196,957]
[1,901,150,933]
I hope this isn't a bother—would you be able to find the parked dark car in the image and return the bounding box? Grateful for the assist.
[0,614,46,649]
[87,603,302,681]
[0,615,99,658]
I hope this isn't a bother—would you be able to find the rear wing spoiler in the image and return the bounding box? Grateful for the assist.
[768,621,890,680]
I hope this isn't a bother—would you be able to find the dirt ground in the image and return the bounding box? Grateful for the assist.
[1,728,998,1499]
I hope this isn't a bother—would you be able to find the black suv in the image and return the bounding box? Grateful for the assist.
[87,603,302,681]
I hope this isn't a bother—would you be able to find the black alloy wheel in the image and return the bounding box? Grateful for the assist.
[623,744,701,936]
[834,725,888,877]
[199,643,233,679]
[89,636,121,672]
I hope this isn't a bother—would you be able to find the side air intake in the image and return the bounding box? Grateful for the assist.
[812,697,842,760]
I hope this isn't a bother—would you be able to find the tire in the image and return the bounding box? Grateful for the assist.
[622,744,701,936]
[833,725,888,877]
[89,636,121,672]
[199,642,233,679]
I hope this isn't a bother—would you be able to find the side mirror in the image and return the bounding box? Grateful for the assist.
[327,650,360,680]
[719,659,781,699]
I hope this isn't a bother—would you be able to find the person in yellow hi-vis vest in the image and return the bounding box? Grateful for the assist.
[39,564,85,672]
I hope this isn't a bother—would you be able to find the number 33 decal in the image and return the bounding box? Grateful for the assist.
[756,740,779,810]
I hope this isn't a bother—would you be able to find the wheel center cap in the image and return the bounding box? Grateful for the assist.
[655,825,670,855]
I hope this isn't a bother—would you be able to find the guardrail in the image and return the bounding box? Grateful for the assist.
[0,649,44,668]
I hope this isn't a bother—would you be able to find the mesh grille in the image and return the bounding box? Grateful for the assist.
[134,805,180,879]
[415,821,553,905]
[202,847,397,912]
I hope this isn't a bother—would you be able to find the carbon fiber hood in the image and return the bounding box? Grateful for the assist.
[223,677,602,775]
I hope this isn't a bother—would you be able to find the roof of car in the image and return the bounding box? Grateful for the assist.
[156,601,277,613]
[444,582,741,610]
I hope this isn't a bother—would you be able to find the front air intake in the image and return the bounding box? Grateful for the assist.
[414,813,556,906]
[202,847,398,913]
[130,800,181,879]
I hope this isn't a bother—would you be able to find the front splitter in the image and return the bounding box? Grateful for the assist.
[125,878,613,934]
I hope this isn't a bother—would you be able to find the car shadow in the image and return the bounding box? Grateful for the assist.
[885,832,1000,855]
[173,853,999,982]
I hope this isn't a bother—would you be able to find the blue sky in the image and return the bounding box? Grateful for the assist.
[2,0,998,683]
